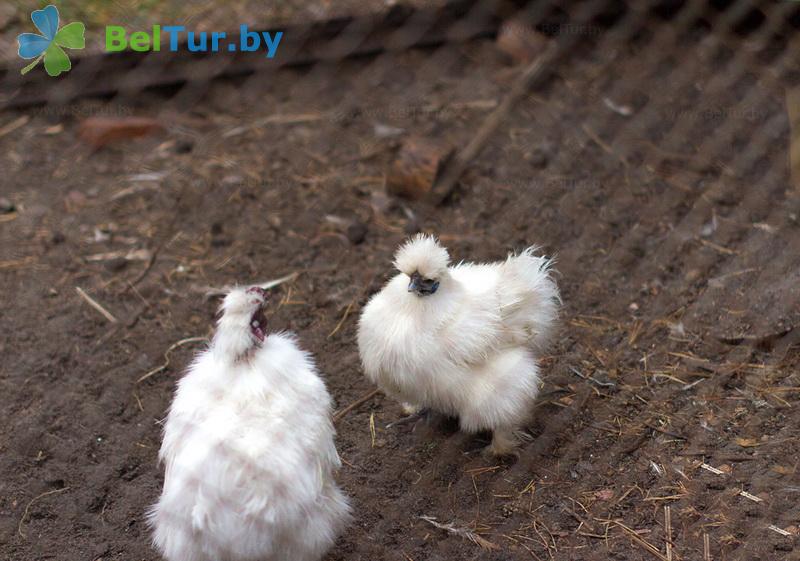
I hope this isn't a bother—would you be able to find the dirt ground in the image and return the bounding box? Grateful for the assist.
[1,11,800,561]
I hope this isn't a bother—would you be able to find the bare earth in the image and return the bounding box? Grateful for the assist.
[1,22,799,561]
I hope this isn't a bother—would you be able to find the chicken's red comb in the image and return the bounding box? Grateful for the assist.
[246,286,270,298]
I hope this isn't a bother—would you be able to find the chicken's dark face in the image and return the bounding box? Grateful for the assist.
[408,271,439,297]
[246,287,269,342]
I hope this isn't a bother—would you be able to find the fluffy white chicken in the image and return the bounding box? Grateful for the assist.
[358,235,560,456]
[149,286,350,561]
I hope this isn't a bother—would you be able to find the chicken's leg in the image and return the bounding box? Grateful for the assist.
[401,402,421,415]
[486,427,520,457]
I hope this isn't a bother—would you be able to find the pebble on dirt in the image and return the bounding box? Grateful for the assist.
[0,197,14,213]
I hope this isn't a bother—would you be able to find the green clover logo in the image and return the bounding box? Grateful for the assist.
[17,5,85,76]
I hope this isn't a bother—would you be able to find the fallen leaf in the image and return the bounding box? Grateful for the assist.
[78,116,164,149]
[735,437,759,448]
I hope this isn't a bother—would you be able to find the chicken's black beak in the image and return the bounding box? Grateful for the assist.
[408,271,439,296]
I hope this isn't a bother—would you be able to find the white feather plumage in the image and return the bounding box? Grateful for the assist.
[358,235,560,455]
[149,287,350,561]
[394,234,450,279]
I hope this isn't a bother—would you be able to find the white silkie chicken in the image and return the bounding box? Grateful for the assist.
[358,235,560,456]
[149,286,350,561]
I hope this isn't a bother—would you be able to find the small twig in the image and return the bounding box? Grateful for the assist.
[328,300,355,339]
[768,525,792,537]
[127,239,164,289]
[419,516,499,550]
[501,534,544,561]
[700,463,725,475]
[137,336,207,383]
[664,506,672,561]
[126,189,188,291]
[561,504,600,536]
[0,256,37,269]
[738,490,763,503]
[333,388,381,423]
[18,486,70,538]
[222,112,327,138]
[199,272,299,298]
[76,287,118,323]
[703,533,711,561]
[644,422,687,441]
[95,301,150,348]
[699,238,738,256]
[429,14,590,205]
[613,521,669,561]
[569,366,616,387]
[716,326,793,349]
[0,115,29,138]
[431,62,538,204]
[787,86,800,189]
[581,123,626,165]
